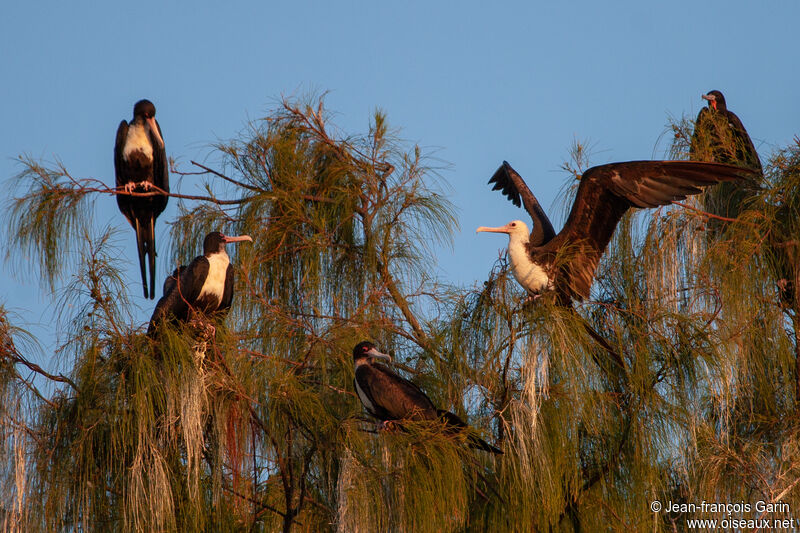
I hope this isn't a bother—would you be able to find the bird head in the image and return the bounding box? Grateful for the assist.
[701,90,726,112]
[132,99,164,148]
[352,341,392,364]
[203,231,254,255]
[476,220,530,244]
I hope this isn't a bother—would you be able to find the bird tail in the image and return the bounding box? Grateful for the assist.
[146,217,157,300]
[134,219,149,299]
[437,410,503,455]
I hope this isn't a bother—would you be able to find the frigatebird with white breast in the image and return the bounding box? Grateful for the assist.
[478,160,760,304]
[115,99,169,300]
[148,231,252,335]
[352,341,502,454]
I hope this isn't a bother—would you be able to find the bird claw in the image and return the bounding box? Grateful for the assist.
[188,316,216,339]
[376,420,396,432]
[122,181,153,194]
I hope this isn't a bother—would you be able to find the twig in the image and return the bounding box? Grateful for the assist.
[189,160,262,192]
[672,201,754,225]
[7,352,79,392]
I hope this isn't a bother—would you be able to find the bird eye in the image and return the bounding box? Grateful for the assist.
[510,222,516,227]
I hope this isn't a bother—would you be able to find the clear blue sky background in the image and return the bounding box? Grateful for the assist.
[2,1,798,371]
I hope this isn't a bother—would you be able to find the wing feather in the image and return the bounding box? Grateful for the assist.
[219,264,234,314]
[355,363,437,421]
[489,161,556,245]
[541,160,758,300]
[150,119,169,218]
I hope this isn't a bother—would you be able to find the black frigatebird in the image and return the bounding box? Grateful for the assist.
[689,90,765,243]
[115,99,169,299]
[352,341,502,454]
[147,231,252,335]
[478,160,760,304]
[690,90,762,173]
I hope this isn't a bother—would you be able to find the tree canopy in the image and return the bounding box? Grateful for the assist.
[1,96,800,532]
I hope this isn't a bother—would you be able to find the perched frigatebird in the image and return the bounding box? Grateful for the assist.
[478,160,760,303]
[690,90,764,236]
[115,99,169,300]
[690,90,762,173]
[147,231,252,335]
[352,341,502,454]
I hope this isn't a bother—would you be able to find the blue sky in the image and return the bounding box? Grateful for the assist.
[2,1,798,369]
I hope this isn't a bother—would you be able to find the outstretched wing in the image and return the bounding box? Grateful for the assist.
[489,161,556,245]
[542,160,759,300]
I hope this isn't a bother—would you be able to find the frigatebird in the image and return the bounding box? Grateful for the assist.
[478,160,760,303]
[115,99,169,300]
[690,90,762,173]
[352,341,502,454]
[690,90,764,232]
[147,231,252,335]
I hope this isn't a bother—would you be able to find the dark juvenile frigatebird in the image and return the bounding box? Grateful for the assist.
[147,231,252,335]
[478,160,760,303]
[352,341,502,454]
[115,99,169,300]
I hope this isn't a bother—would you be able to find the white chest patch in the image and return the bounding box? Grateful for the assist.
[508,239,550,293]
[354,377,375,413]
[197,253,230,306]
[123,123,153,161]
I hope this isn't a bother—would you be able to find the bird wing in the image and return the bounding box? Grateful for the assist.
[489,161,556,245]
[114,120,130,187]
[691,108,762,173]
[114,120,136,225]
[541,160,758,300]
[152,119,169,190]
[219,264,235,314]
[726,111,763,173]
[150,119,169,218]
[148,256,207,329]
[162,266,185,296]
[356,363,438,421]
[179,256,209,306]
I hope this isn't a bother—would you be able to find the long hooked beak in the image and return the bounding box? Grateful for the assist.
[365,347,392,362]
[222,234,254,244]
[701,93,717,111]
[146,117,165,148]
[476,224,512,234]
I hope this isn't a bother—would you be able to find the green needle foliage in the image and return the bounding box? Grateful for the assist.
[2,97,800,532]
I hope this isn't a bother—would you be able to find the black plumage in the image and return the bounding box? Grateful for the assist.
[690,90,762,173]
[479,160,759,303]
[147,231,252,335]
[352,341,502,454]
[115,99,169,299]
[690,90,763,223]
